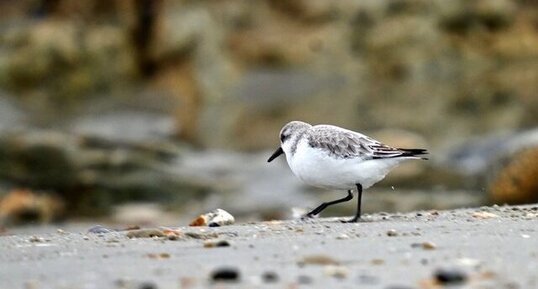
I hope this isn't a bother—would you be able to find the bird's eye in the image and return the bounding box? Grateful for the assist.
[280,133,289,142]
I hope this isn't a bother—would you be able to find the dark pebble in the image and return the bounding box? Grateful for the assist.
[216,240,230,247]
[87,225,113,234]
[262,271,279,283]
[434,268,467,284]
[138,281,157,289]
[208,222,221,227]
[211,267,240,282]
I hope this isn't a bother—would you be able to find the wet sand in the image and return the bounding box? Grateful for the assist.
[1,204,537,289]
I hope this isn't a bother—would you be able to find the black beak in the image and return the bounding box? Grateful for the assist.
[267,147,284,162]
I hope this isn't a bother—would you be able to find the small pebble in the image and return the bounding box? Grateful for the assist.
[28,236,44,243]
[336,234,350,240]
[456,257,480,267]
[371,258,385,265]
[261,271,279,283]
[184,232,219,240]
[167,234,179,241]
[190,209,235,227]
[411,242,436,250]
[298,254,339,266]
[145,253,170,259]
[88,225,113,234]
[126,229,165,239]
[472,211,499,219]
[324,265,348,279]
[434,268,467,284]
[210,267,240,282]
[386,229,398,237]
[203,239,231,248]
[138,281,157,289]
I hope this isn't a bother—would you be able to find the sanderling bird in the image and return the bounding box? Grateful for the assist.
[267,121,427,222]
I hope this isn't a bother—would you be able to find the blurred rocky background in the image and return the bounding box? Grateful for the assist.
[1,0,537,227]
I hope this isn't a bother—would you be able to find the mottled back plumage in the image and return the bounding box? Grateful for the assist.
[307,125,427,160]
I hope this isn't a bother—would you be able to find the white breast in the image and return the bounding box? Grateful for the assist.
[286,139,401,190]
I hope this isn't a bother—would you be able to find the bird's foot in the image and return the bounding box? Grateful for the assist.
[300,213,318,222]
[340,216,374,223]
[340,217,358,223]
[340,216,369,223]
[302,213,315,219]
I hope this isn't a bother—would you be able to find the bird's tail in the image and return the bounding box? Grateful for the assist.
[397,148,429,160]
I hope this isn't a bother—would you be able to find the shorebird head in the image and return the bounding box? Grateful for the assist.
[267,121,311,162]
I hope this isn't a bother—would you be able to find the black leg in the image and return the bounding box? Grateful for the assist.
[305,190,353,218]
[342,184,363,223]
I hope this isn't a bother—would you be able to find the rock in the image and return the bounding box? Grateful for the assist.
[261,271,279,283]
[370,259,385,265]
[386,229,398,237]
[471,211,499,219]
[298,254,339,266]
[0,131,79,190]
[434,268,468,285]
[441,129,538,176]
[456,258,481,267]
[489,146,538,205]
[336,233,350,240]
[439,0,516,34]
[411,241,436,250]
[0,189,64,225]
[87,225,114,234]
[125,229,165,239]
[0,129,208,218]
[184,232,219,240]
[210,267,240,282]
[138,282,158,289]
[161,228,182,240]
[28,236,45,243]
[3,20,135,105]
[323,265,348,279]
[269,0,340,23]
[145,253,170,259]
[203,239,231,248]
[189,209,235,227]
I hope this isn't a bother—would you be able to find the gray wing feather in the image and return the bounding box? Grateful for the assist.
[308,126,406,160]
